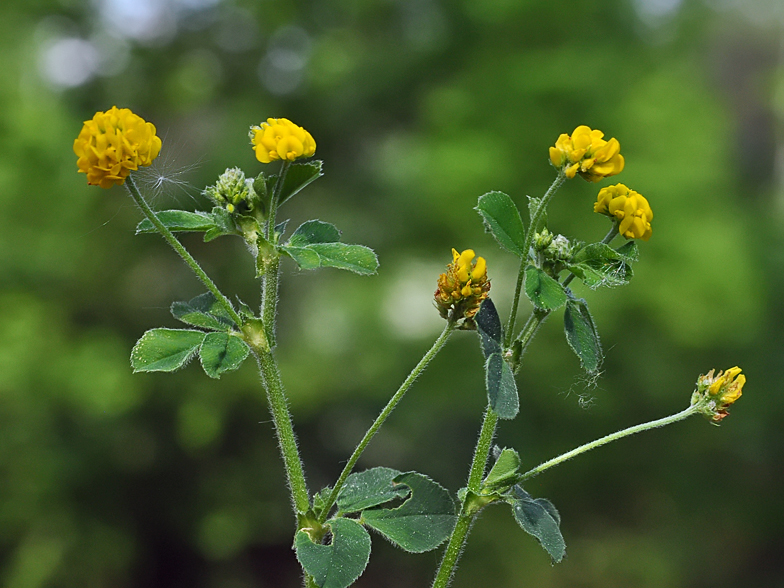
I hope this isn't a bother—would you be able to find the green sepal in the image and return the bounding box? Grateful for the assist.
[135,210,216,235]
[485,352,519,420]
[295,517,371,588]
[361,472,456,553]
[483,447,522,491]
[171,292,236,331]
[199,332,251,379]
[204,207,241,242]
[336,467,409,514]
[527,196,548,233]
[524,266,567,310]
[475,191,528,258]
[563,299,602,374]
[130,328,206,373]
[475,297,503,358]
[509,486,565,563]
[566,242,635,288]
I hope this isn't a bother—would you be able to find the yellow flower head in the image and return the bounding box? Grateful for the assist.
[594,183,653,241]
[434,249,490,324]
[250,118,316,164]
[73,106,162,189]
[692,366,746,422]
[549,125,624,182]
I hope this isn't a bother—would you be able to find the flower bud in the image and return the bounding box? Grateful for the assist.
[532,229,554,252]
[691,366,746,422]
[73,106,161,188]
[204,167,256,214]
[547,234,572,261]
[549,125,624,182]
[435,248,491,325]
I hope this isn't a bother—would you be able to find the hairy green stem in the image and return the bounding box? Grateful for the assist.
[467,408,499,492]
[318,320,457,524]
[504,171,566,348]
[125,174,244,327]
[433,309,549,588]
[520,404,699,482]
[255,349,311,514]
[431,514,473,588]
[261,161,290,348]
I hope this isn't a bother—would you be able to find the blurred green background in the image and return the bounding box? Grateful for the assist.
[1,0,783,586]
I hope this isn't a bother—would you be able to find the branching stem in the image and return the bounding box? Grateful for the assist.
[126,174,244,328]
[318,320,457,524]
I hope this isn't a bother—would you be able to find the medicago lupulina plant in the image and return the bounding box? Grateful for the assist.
[74,109,746,588]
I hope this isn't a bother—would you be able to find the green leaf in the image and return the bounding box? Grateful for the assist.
[131,328,206,373]
[337,467,410,514]
[171,292,236,330]
[475,297,503,358]
[616,240,639,261]
[567,242,634,288]
[484,448,521,491]
[475,191,527,258]
[563,299,602,374]
[199,332,251,379]
[278,160,324,205]
[204,207,240,242]
[135,210,216,234]
[295,517,371,588]
[510,487,565,563]
[524,266,567,310]
[310,243,379,275]
[362,472,456,553]
[282,245,323,270]
[287,220,341,247]
[283,243,378,275]
[485,352,519,420]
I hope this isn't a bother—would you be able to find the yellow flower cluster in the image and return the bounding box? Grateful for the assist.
[73,106,161,189]
[549,125,624,182]
[594,183,653,241]
[251,118,316,164]
[435,249,490,323]
[693,366,746,422]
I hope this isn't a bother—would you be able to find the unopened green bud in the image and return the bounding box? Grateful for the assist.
[204,167,256,214]
[532,229,554,252]
[546,234,572,261]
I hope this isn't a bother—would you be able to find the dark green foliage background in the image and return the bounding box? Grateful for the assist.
[1,0,782,586]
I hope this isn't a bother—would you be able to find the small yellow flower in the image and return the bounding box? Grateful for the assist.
[435,249,490,324]
[594,183,653,241]
[250,118,316,164]
[692,366,746,422]
[73,106,161,189]
[549,125,624,182]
